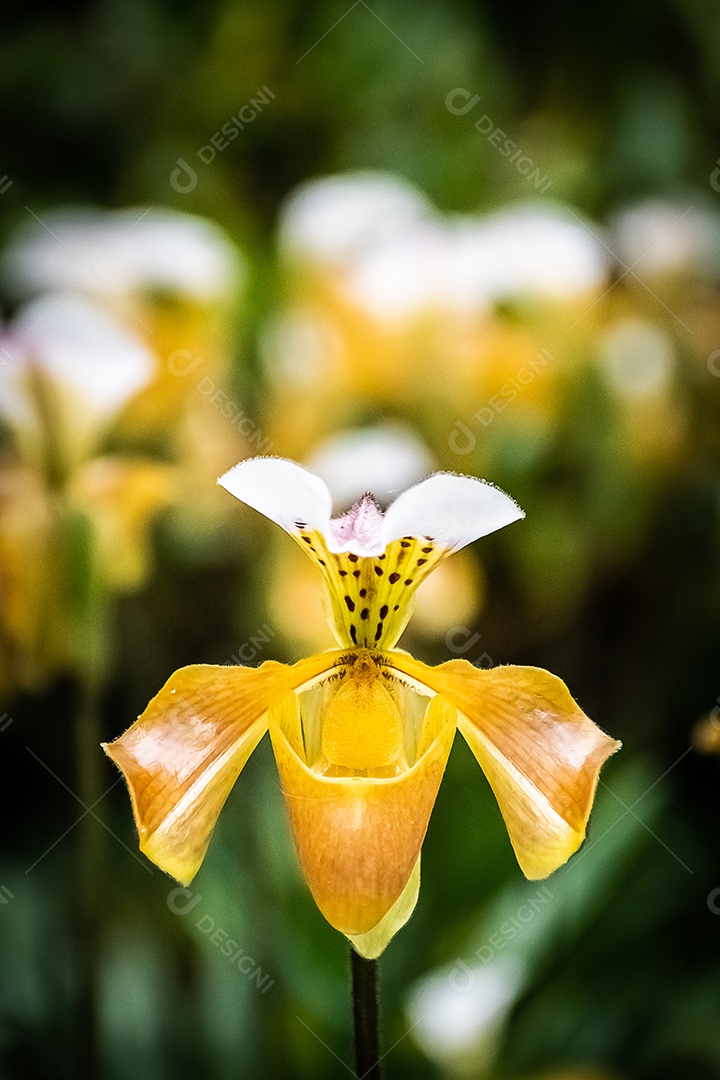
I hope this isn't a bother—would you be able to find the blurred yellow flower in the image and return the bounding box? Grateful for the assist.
[105,458,619,956]
[3,207,245,437]
[267,175,612,458]
[0,294,174,687]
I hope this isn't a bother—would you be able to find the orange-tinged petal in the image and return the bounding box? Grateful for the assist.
[103,654,333,884]
[390,654,620,879]
[347,857,421,959]
[269,690,456,936]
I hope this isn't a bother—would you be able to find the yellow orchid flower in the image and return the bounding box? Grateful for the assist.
[104,458,620,957]
[0,294,175,687]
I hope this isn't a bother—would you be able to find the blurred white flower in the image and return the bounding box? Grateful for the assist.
[407,956,526,1076]
[305,423,435,508]
[344,223,459,322]
[447,203,609,305]
[0,293,154,465]
[612,198,720,279]
[342,201,609,321]
[3,207,244,303]
[598,317,675,400]
[260,309,346,385]
[277,171,435,267]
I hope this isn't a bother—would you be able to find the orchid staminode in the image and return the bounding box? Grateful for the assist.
[104,457,620,957]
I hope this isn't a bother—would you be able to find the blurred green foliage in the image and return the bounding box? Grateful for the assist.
[2,2,720,1080]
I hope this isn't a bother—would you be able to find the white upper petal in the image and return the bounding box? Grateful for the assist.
[345,223,452,321]
[218,459,524,557]
[382,473,524,551]
[218,458,332,536]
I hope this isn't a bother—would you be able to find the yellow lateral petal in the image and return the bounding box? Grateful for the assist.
[103,653,333,883]
[389,655,620,878]
[269,691,456,935]
[347,857,421,959]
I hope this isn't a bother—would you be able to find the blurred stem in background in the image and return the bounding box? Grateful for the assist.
[351,949,381,1080]
[75,670,104,1080]
[61,496,109,1079]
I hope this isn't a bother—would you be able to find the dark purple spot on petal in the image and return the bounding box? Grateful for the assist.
[350,624,358,644]
[344,596,355,612]
[379,605,389,619]
[404,579,413,586]
[388,572,400,584]
[374,622,383,641]
[374,566,384,577]
[360,608,369,620]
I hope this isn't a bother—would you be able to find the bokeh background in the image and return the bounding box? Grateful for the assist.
[2,1,720,1078]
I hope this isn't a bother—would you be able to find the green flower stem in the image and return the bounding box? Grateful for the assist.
[351,948,381,1079]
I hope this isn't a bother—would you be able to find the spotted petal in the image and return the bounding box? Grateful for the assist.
[390,654,620,878]
[218,458,524,650]
[103,654,333,884]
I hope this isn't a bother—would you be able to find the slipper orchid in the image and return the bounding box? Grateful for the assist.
[104,458,620,957]
[0,295,174,688]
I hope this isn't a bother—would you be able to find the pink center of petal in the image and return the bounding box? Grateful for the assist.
[328,494,386,555]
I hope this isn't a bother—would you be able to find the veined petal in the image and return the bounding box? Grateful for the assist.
[268,689,456,936]
[389,654,620,878]
[381,473,524,552]
[103,653,333,884]
[218,457,332,539]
